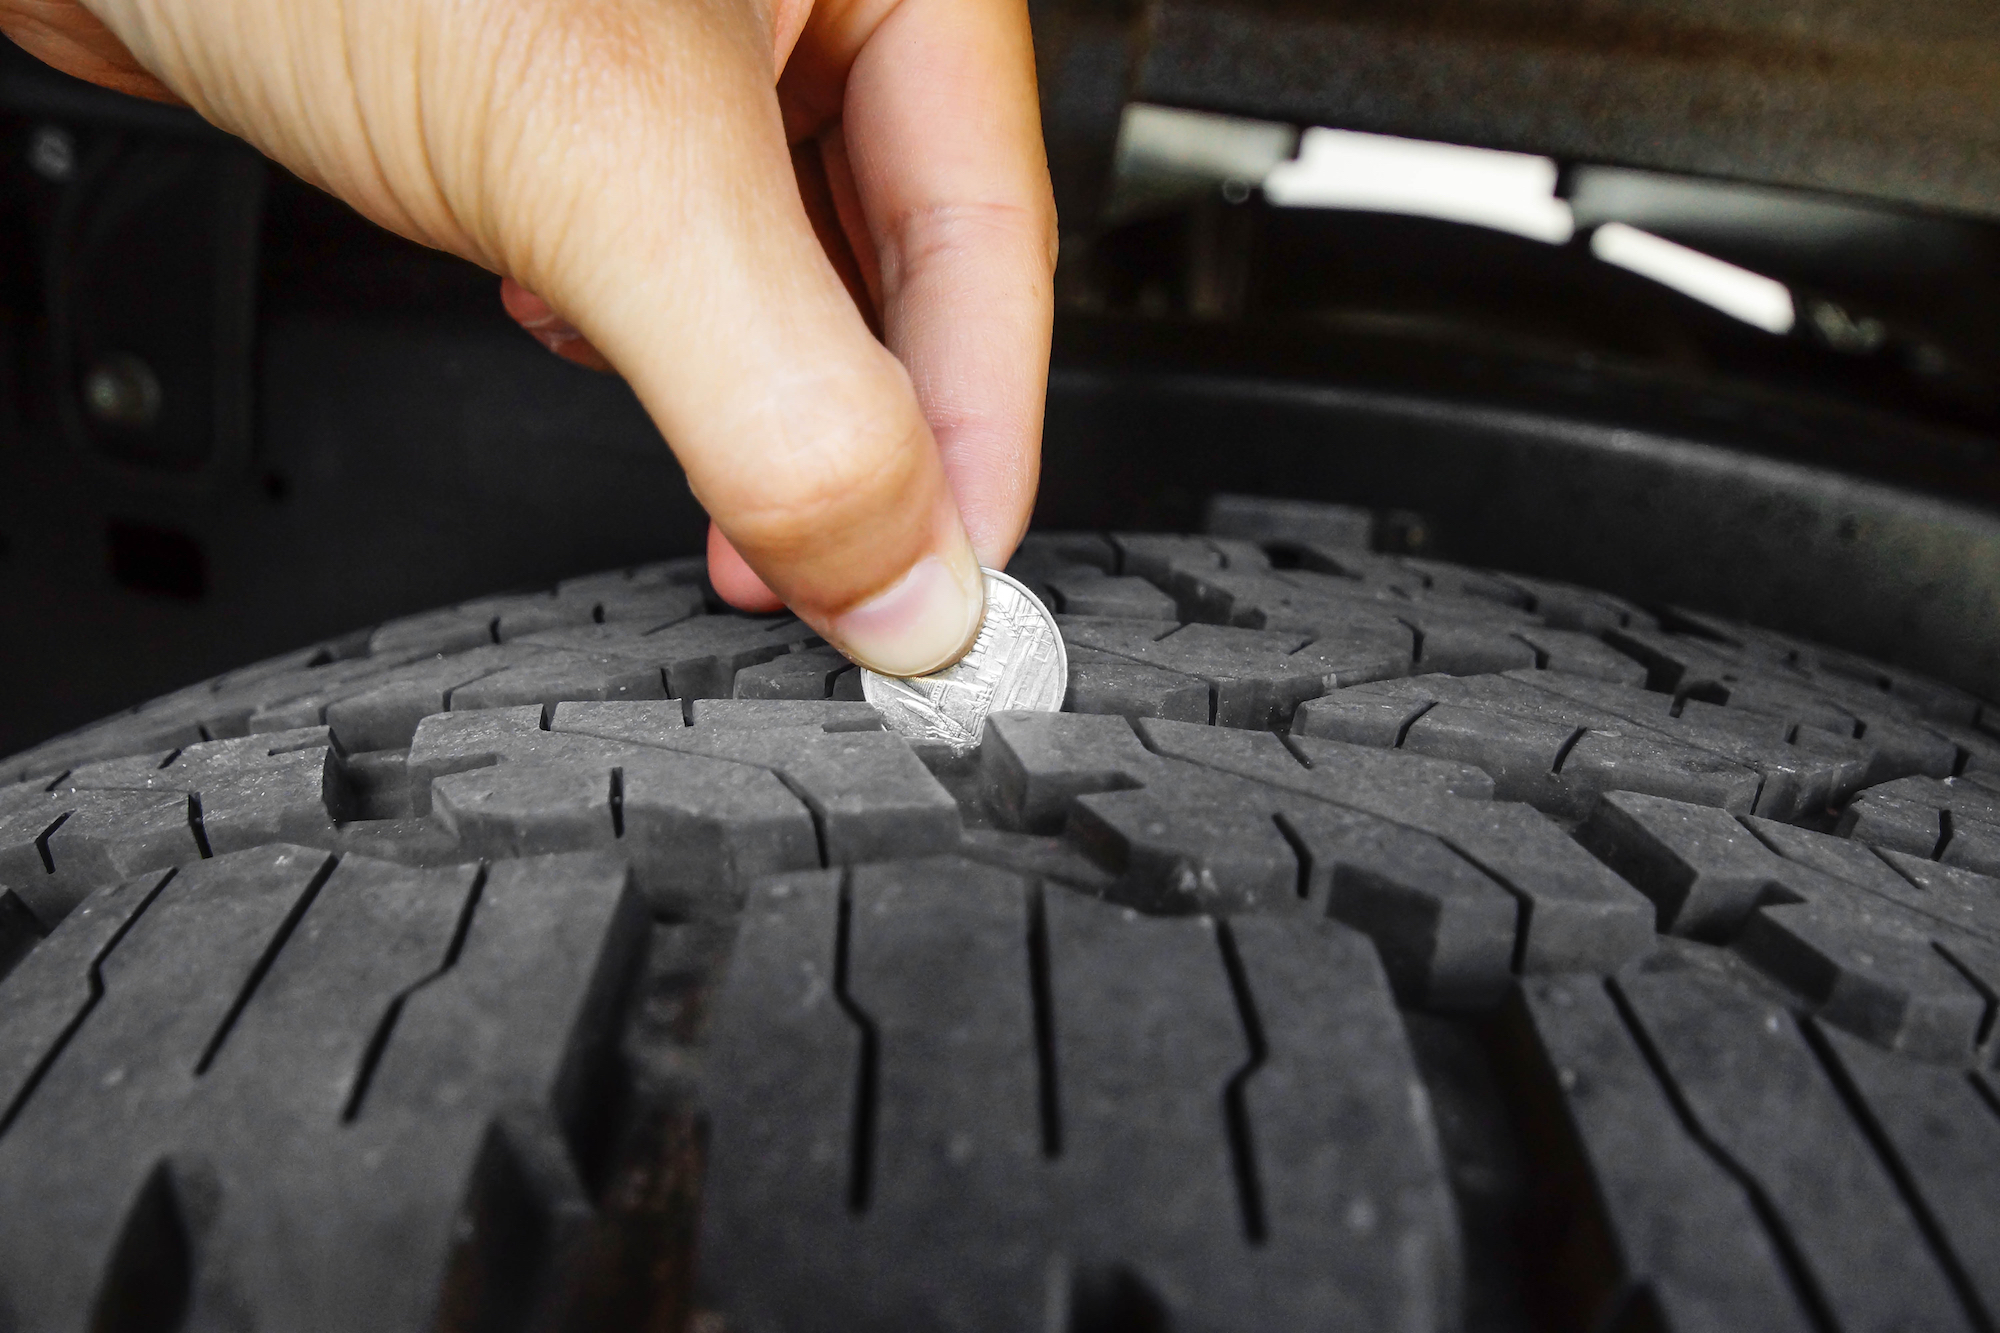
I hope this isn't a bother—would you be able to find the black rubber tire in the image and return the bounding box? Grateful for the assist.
[4,497,1999,1333]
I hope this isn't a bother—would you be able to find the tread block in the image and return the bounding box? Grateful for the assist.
[701,860,1047,1333]
[1290,694,1436,748]
[1279,802,1517,1008]
[1130,719,1650,974]
[58,729,340,860]
[1,715,213,786]
[1045,895,1447,1331]
[579,583,708,628]
[448,651,671,711]
[686,700,883,732]
[1204,913,1463,1329]
[1837,777,2000,875]
[1737,897,1989,1061]
[1014,531,1120,571]
[1067,785,1301,913]
[1653,817,2000,1055]
[1511,629,1650,686]
[1410,803,1656,974]
[559,705,960,867]
[431,761,620,859]
[412,707,820,915]
[0,869,173,1126]
[362,849,645,1122]
[1201,493,1374,549]
[980,712,1153,834]
[1328,674,1769,818]
[171,654,417,746]
[702,867,1461,1332]
[697,869,888,1330]
[163,858,483,1324]
[315,644,535,751]
[1870,852,2000,944]
[0,889,42,985]
[840,859,1047,1326]
[1575,793,1784,939]
[1063,620,1390,729]
[1048,574,1178,620]
[731,646,851,700]
[518,616,813,700]
[1558,729,1763,817]
[32,791,205,925]
[368,600,516,656]
[633,617,815,699]
[1517,672,1852,820]
[1152,721,1496,803]
[976,704,1152,832]
[1063,651,1213,724]
[1814,1026,2000,1326]
[1941,817,2000,877]
[1400,705,1574,809]
[1502,977,1816,1333]
[1839,792,1945,857]
[1745,817,1917,892]
[1409,622,1541,676]
[0,845,336,1327]
[319,852,644,1329]
[1614,967,1976,1333]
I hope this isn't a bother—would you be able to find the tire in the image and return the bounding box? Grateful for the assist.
[2,498,1998,1332]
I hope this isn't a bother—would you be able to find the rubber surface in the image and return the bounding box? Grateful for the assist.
[3,497,2000,1331]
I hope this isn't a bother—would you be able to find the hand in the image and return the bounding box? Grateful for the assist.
[3,0,1055,676]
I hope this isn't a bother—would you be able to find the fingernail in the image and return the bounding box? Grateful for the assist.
[833,551,986,677]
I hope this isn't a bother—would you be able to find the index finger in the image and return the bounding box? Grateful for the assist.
[791,0,1056,568]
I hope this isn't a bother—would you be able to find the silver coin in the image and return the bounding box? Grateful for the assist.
[861,568,1068,753]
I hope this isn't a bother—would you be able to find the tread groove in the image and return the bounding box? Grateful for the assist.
[1799,1019,1997,1333]
[1604,977,1840,1333]
[1549,726,1589,774]
[1269,813,1313,900]
[1027,882,1062,1158]
[1970,1071,2000,1123]
[1512,632,1550,669]
[0,868,179,1138]
[1394,700,1437,748]
[186,795,212,859]
[1933,942,1999,1048]
[341,863,489,1123]
[1214,920,1269,1244]
[193,854,339,1076]
[773,773,830,868]
[832,872,880,1213]
[33,812,70,874]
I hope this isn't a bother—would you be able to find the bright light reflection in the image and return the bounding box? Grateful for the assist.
[1590,222,1797,334]
[1262,128,1576,244]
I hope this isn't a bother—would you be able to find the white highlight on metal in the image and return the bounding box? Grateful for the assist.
[860,570,1068,754]
[1263,127,1576,244]
[1589,222,1797,334]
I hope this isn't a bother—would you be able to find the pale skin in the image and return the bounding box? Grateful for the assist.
[1,0,1055,676]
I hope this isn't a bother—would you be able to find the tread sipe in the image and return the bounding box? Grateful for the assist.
[2,496,1999,1331]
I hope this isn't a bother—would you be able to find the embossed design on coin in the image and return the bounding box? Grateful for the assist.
[861,568,1068,752]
